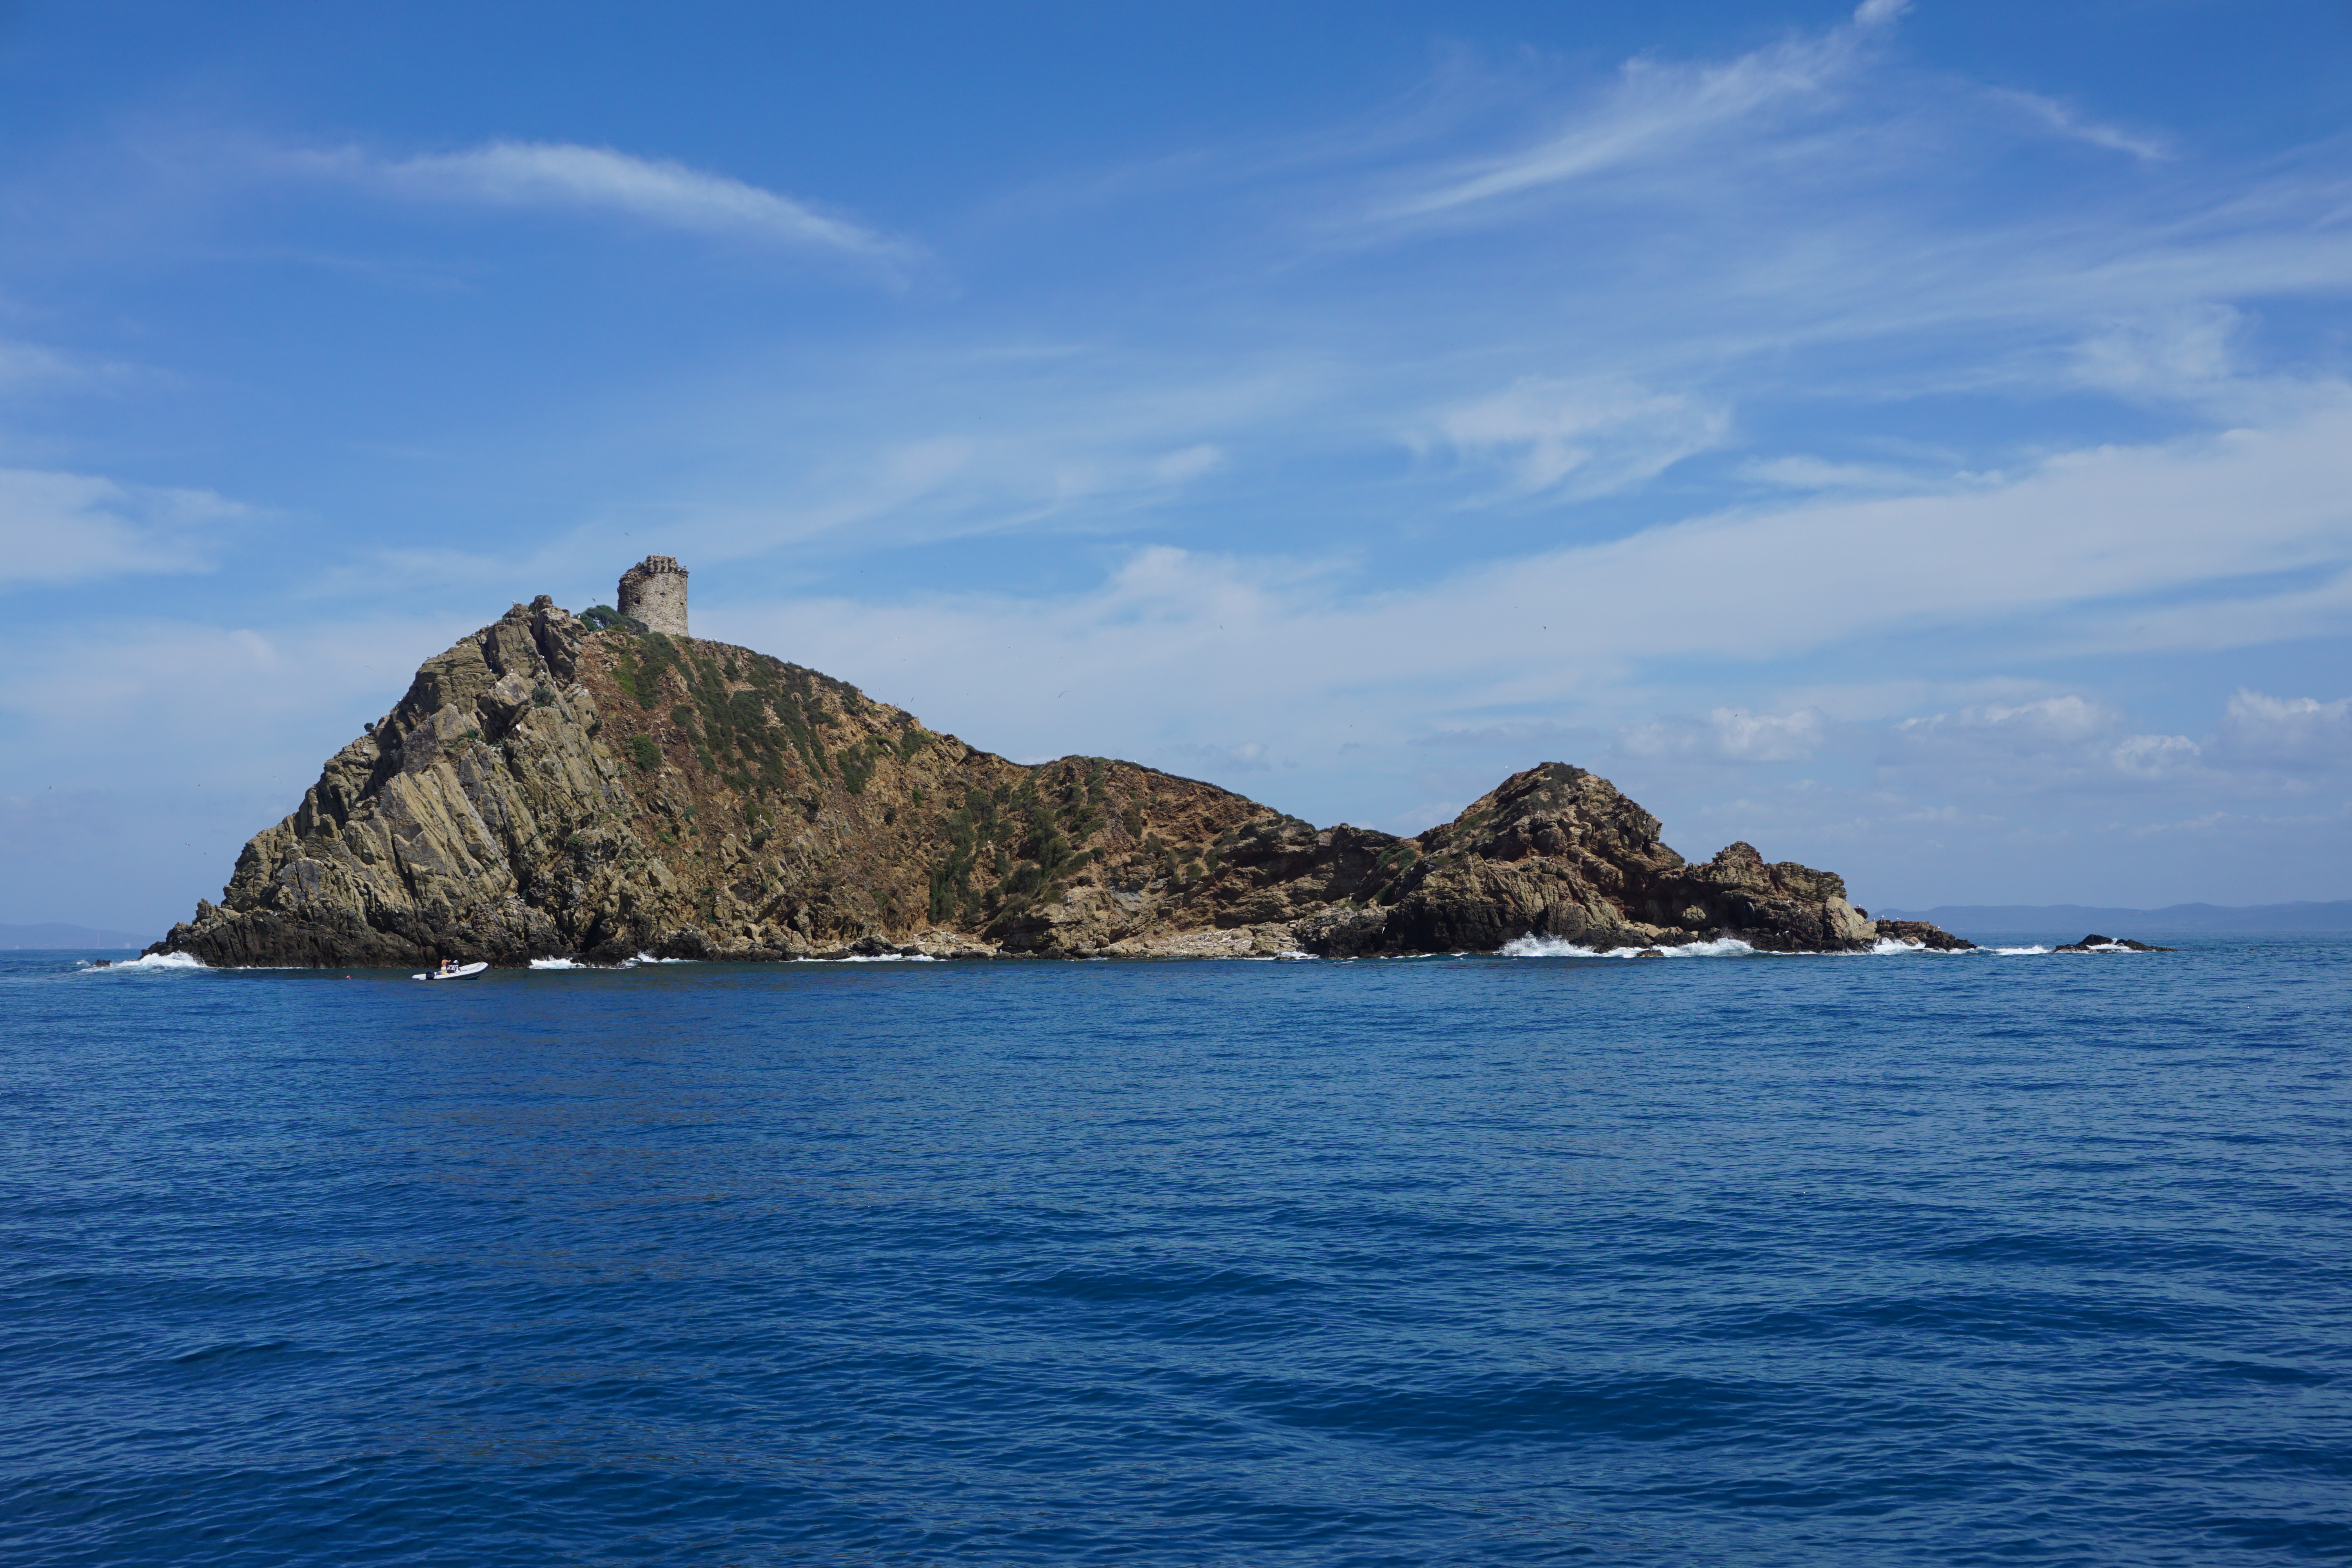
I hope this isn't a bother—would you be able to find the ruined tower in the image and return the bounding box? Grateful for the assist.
[618,555,688,636]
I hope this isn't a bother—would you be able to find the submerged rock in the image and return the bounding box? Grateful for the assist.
[149,596,1968,967]
[2054,934,2176,952]
[1873,920,1979,952]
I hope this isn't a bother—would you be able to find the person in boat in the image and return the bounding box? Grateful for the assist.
[438,957,457,975]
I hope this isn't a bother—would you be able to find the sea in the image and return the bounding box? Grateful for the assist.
[3,935,2347,1567]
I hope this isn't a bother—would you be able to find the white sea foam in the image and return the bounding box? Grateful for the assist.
[528,956,596,969]
[1497,934,1757,959]
[1990,945,2051,956]
[622,952,693,966]
[82,951,207,971]
[798,952,938,963]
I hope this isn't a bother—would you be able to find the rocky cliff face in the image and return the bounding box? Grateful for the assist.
[150,601,1965,966]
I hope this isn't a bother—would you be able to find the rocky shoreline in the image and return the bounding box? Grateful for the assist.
[150,597,1970,967]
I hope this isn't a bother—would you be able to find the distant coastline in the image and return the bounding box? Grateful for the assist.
[1875,901,2352,936]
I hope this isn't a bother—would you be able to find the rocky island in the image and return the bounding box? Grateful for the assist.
[149,559,1970,967]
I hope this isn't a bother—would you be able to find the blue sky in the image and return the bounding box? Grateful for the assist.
[5,0,2352,934]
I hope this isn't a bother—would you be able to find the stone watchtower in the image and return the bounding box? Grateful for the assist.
[618,555,688,636]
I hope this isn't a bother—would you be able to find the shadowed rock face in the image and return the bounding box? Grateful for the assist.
[150,601,1965,967]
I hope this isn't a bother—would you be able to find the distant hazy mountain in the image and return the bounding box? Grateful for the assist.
[0,922,151,949]
[1874,902,2352,935]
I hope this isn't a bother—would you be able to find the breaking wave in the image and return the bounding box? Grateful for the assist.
[1498,935,1757,959]
[799,953,938,964]
[80,951,207,972]
[1501,934,2002,960]
[1875,940,2053,956]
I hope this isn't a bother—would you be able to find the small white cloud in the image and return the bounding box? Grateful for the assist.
[0,468,247,589]
[2217,689,2352,770]
[1884,697,2212,793]
[1622,707,1825,764]
[1159,739,1274,775]
[1383,801,1464,836]
[0,341,109,395]
[2111,733,2202,777]
[2073,305,2240,401]
[1152,444,1225,485]
[1425,377,1726,501]
[1738,454,1958,492]
[1897,696,2118,753]
[313,140,912,270]
[1414,720,1596,751]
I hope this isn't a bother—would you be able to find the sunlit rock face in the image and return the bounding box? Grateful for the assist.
[151,598,1957,967]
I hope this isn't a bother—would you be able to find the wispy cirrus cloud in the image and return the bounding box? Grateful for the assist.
[1986,87,2169,162]
[1417,377,1727,503]
[1374,0,1908,225]
[302,140,916,274]
[0,468,249,589]
[690,382,2352,786]
[0,341,99,394]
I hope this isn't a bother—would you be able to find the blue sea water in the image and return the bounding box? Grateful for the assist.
[3,941,2347,1567]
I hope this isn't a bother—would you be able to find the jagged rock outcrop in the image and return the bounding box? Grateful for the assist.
[149,599,1964,966]
[1872,919,1977,952]
[1289,768,1885,957]
[2053,934,2174,952]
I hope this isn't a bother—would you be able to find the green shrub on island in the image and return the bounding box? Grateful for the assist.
[580,604,650,635]
[628,734,661,772]
[839,741,876,795]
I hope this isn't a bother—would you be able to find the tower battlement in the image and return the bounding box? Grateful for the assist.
[618,555,688,636]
